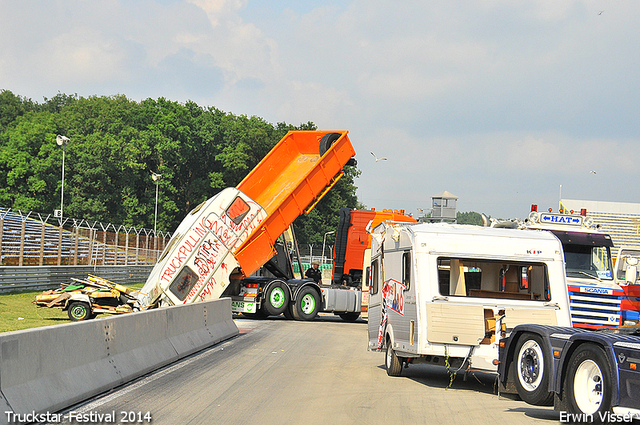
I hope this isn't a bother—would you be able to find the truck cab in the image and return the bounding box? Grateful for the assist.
[613,246,640,326]
[523,205,638,328]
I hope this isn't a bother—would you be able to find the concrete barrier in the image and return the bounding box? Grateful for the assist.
[103,308,178,385]
[0,298,238,424]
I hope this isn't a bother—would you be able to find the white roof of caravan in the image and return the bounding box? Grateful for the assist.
[404,222,559,242]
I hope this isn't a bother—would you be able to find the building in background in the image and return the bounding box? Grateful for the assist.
[427,190,458,223]
[560,199,640,249]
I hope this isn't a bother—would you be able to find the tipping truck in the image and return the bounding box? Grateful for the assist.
[522,205,640,329]
[331,207,417,318]
[136,131,362,321]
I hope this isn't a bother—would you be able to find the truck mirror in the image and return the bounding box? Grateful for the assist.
[625,257,638,285]
[625,265,637,285]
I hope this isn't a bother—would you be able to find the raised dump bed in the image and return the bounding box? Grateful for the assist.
[234,131,355,275]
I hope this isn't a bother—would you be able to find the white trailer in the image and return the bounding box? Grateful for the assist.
[367,222,572,390]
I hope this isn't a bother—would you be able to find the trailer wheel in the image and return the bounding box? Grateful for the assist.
[564,344,613,416]
[385,343,402,376]
[263,280,290,316]
[339,312,360,322]
[319,132,341,156]
[68,301,92,321]
[292,287,319,321]
[513,333,553,406]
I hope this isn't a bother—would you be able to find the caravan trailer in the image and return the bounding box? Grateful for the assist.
[368,222,571,378]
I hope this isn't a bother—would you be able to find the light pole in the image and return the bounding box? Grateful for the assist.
[322,230,336,265]
[151,172,162,235]
[55,135,69,220]
[418,208,429,222]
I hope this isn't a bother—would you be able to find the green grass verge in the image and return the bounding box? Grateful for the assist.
[0,283,145,333]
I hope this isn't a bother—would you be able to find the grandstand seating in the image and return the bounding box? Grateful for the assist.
[0,209,169,267]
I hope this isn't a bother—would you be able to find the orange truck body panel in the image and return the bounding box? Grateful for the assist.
[234,131,356,277]
[332,208,417,285]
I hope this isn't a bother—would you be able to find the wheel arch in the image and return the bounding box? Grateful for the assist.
[384,324,396,351]
[63,293,92,310]
[292,282,322,304]
[555,337,621,407]
[500,326,556,392]
[264,278,293,300]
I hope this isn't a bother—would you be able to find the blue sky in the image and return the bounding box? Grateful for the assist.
[1,0,638,219]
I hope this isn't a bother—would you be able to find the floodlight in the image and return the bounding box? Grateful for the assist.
[56,135,69,146]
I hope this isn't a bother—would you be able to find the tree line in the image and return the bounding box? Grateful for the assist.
[0,90,362,246]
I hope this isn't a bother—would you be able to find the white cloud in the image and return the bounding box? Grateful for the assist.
[1,0,640,218]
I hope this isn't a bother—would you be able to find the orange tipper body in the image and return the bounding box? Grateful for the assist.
[234,131,355,275]
[139,131,356,308]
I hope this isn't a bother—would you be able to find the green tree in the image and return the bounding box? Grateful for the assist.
[0,92,363,247]
[0,110,59,211]
[456,211,485,226]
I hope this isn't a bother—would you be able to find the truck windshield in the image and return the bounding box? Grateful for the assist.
[564,244,613,281]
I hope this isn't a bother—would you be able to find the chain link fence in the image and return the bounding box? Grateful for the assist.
[0,208,171,267]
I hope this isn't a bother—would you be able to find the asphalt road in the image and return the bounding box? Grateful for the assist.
[47,314,561,425]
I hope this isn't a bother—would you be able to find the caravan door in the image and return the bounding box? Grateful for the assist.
[367,255,384,349]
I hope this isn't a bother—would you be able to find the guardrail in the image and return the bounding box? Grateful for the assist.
[0,265,154,293]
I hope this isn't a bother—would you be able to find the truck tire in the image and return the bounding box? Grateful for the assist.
[513,333,553,406]
[385,343,403,377]
[292,287,319,321]
[68,301,92,321]
[283,303,295,320]
[339,312,360,322]
[263,280,290,316]
[319,132,341,156]
[564,344,613,417]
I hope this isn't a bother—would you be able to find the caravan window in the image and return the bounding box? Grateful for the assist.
[370,258,380,295]
[402,251,411,290]
[437,257,550,301]
[363,266,371,291]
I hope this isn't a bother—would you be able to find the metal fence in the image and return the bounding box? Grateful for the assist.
[0,208,171,267]
[0,265,154,293]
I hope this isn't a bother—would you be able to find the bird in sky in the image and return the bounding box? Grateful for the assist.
[590,170,597,174]
[598,10,604,15]
[370,151,388,162]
